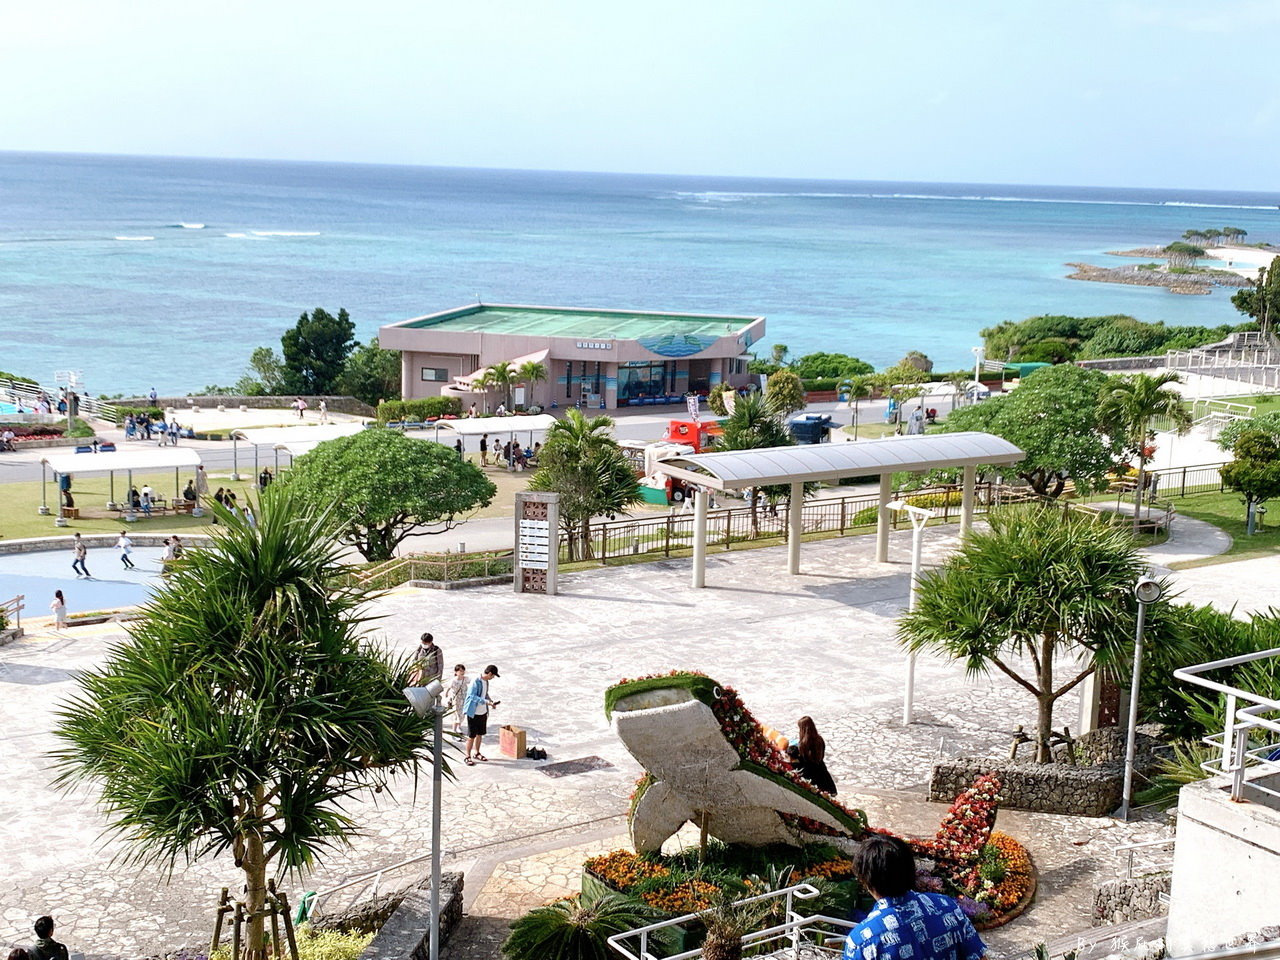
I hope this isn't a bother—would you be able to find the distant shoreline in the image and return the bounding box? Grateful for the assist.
[1066,243,1272,295]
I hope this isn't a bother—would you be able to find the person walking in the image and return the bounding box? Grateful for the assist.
[70,532,90,578]
[258,467,273,490]
[116,531,135,569]
[31,916,71,960]
[444,663,468,734]
[409,632,443,686]
[794,716,837,795]
[463,664,500,766]
[293,396,308,419]
[160,539,177,574]
[243,503,257,528]
[171,535,185,560]
[49,590,67,630]
[318,398,329,423]
[841,835,986,960]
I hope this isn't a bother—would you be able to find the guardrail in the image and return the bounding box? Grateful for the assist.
[296,849,438,923]
[346,550,515,590]
[1147,462,1228,498]
[1166,348,1280,392]
[1174,647,1280,804]
[3,379,118,424]
[607,882,855,960]
[1115,837,1175,880]
[1,594,24,633]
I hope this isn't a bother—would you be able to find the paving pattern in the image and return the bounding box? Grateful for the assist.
[5,525,1250,959]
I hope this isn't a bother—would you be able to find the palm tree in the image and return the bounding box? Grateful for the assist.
[528,408,641,559]
[898,505,1183,762]
[1098,372,1192,531]
[839,375,872,438]
[516,360,549,409]
[51,488,435,959]
[717,391,793,536]
[502,890,671,960]
[484,360,518,410]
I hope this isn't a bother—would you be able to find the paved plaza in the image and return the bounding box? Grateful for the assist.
[1,524,1258,960]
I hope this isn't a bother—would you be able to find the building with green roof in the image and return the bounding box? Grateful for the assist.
[380,303,765,411]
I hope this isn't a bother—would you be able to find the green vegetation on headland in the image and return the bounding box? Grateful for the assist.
[980,314,1255,364]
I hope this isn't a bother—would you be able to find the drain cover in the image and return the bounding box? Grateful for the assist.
[537,756,614,778]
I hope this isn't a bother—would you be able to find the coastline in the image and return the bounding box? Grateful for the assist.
[1066,243,1270,295]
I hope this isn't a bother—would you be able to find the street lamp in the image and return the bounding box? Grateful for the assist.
[1118,576,1164,820]
[404,679,447,960]
[888,500,936,724]
[971,346,984,385]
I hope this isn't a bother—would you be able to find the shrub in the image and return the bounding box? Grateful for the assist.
[376,397,462,422]
[502,890,670,960]
[114,406,166,423]
[212,925,372,960]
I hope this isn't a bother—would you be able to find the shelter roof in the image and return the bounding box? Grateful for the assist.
[394,303,760,340]
[652,432,1023,491]
[232,423,366,446]
[42,447,203,476]
[428,414,558,436]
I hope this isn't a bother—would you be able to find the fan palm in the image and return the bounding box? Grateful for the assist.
[1098,372,1191,531]
[51,488,436,959]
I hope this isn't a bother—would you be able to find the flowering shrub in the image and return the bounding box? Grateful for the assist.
[972,831,1035,914]
[795,857,856,882]
[585,850,667,889]
[919,774,1003,889]
[639,879,721,913]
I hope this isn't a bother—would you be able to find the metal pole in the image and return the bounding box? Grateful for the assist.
[1119,599,1148,820]
[40,462,49,514]
[903,517,925,725]
[430,705,443,960]
[232,435,240,480]
[692,488,709,588]
[787,480,803,575]
[875,474,892,562]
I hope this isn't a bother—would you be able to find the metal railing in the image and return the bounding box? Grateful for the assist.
[607,882,855,960]
[1166,348,1280,392]
[1174,647,1280,804]
[1,594,24,633]
[1115,837,1175,880]
[3,378,118,423]
[1191,398,1256,420]
[562,483,1001,564]
[1147,462,1228,498]
[347,550,515,590]
[296,849,438,923]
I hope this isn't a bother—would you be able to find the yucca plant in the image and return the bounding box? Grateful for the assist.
[51,487,439,960]
[501,890,669,960]
[1134,741,1216,809]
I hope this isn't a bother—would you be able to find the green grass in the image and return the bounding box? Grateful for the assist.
[1213,394,1280,418]
[1167,490,1280,568]
[841,421,906,440]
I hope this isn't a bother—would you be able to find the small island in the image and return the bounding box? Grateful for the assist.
[1066,226,1275,295]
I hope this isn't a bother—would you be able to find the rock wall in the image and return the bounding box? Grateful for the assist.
[1093,874,1171,926]
[353,872,465,960]
[116,395,376,417]
[930,758,1122,817]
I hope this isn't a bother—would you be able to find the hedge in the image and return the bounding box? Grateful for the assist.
[375,397,463,423]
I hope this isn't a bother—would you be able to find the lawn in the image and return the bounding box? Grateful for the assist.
[1167,490,1280,568]
[1215,394,1280,418]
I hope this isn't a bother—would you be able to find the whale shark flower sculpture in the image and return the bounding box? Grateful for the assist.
[606,672,869,853]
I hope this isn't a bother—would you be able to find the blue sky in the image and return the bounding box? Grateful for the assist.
[3,0,1278,189]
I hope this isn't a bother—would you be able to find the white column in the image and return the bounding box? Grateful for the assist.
[692,487,709,588]
[960,464,977,533]
[787,480,803,575]
[876,473,893,562]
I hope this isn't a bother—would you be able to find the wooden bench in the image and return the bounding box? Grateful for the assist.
[60,507,80,519]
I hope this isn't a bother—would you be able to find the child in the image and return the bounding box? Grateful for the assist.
[444,664,468,735]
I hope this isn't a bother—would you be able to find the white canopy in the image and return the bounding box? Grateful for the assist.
[41,446,203,476]
[232,423,366,446]
[429,414,558,437]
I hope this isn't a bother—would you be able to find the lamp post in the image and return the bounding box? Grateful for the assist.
[404,680,447,960]
[971,346,984,386]
[888,499,935,724]
[1119,576,1164,820]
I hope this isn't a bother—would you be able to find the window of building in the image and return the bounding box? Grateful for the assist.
[420,367,449,382]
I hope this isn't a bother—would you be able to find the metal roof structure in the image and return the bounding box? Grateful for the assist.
[231,423,366,446]
[429,414,558,437]
[653,432,1024,491]
[41,446,202,476]
[394,303,760,340]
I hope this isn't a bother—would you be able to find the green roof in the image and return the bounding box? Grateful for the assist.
[398,304,755,340]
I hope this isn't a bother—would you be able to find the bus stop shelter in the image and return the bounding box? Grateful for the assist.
[40,447,203,513]
[651,431,1024,588]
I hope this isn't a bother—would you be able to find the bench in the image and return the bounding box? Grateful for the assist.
[61,507,80,519]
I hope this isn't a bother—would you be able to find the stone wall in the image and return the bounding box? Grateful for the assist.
[352,872,465,960]
[930,758,1123,817]
[0,534,212,556]
[1093,874,1171,926]
[116,395,376,418]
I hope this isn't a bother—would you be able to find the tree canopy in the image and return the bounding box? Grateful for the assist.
[52,489,435,958]
[285,429,496,561]
[1231,259,1280,337]
[336,338,401,407]
[980,313,1248,364]
[765,368,806,416]
[898,505,1183,762]
[1098,371,1191,530]
[938,364,1119,497]
[714,390,798,535]
[789,352,874,380]
[1222,430,1280,535]
[280,307,357,395]
[1218,411,1280,452]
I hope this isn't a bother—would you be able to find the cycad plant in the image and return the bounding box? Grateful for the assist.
[502,890,669,960]
[1097,372,1191,531]
[51,488,436,960]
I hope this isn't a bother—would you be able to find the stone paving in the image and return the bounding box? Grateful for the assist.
[4,524,1254,959]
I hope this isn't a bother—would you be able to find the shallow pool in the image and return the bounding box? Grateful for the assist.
[0,546,165,618]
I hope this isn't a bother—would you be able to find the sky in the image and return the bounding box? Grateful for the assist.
[3,0,1279,190]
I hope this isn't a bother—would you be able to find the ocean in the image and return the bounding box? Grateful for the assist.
[2,151,1279,396]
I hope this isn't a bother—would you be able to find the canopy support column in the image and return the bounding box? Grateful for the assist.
[232,435,240,480]
[40,463,49,514]
[787,481,803,575]
[254,444,259,482]
[876,473,893,562]
[174,466,179,500]
[691,487,709,588]
[960,464,977,533]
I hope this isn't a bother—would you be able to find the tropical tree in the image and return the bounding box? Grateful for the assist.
[898,505,1181,762]
[1182,229,1206,245]
[235,346,287,396]
[715,391,794,536]
[765,368,806,416]
[707,382,733,416]
[483,360,519,410]
[515,360,549,408]
[1218,411,1280,452]
[1163,242,1205,269]
[1222,226,1247,244]
[938,364,1119,497]
[790,352,874,380]
[280,307,357,395]
[285,429,496,561]
[770,343,790,367]
[1202,228,1223,247]
[839,375,872,438]
[1097,372,1191,531]
[51,489,435,959]
[1231,259,1280,337]
[1222,430,1280,535]
[336,338,401,407]
[528,409,641,560]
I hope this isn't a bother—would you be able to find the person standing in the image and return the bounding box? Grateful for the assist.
[49,590,67,631]
[243,503,257,528]
[160,539,177,574]
[31,916,70,960]
[148,387,158,406]
[318,398,329,423]
[409,632,443,686]
[294,396,308,419]
[463,664,500,766]
[479,433,489,466]
[71,532,90,578]
[195,465,209,499]
[116,530,135,569]
[171,535,185,560]
[841,835,986,960]
[259,467,273,490]
[794,716,837,795]
[444,664,468,735]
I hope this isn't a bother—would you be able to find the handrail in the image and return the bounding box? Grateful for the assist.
[4,378,118,424]
[1114,837,1175,879]
[1,594,24,632]
[296,848,440,923]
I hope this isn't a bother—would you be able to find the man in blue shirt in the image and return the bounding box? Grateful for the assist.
[843,834,986,960]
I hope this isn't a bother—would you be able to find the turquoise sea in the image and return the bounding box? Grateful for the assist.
[2,151,1279,395]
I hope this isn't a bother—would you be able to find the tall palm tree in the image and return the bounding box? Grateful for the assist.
[484,360,518,410]
[717,391,793,536]
[1098,372,1192,531]
[529,408,641,559]
[51,488,435,959]
[516,360,549,409]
